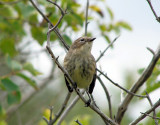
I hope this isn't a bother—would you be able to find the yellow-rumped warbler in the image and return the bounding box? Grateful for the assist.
[63,36,96,105]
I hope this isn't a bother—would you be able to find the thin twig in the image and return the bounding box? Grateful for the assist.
[97,76,112,119]
[96,36,119,62]
[140,112,160,120]
[46,0,67,33]
[50,106,54,120]
[145,91,158,125]
[57,94,82,125]
[147,47,155,56]
[97,68,147,98]
[129,99,160,125]
[85,0,89,36]
[75,119,83,125]
[146,0,160,23]
[29,0,69,50]
[116,44,160,123]
[48,92,71,124]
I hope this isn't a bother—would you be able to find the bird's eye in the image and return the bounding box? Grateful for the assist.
[80,38,84,42]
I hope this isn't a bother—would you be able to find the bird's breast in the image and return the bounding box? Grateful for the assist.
[70,55,95,88]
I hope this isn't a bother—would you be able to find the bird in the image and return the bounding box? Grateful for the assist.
[63,36,96,106]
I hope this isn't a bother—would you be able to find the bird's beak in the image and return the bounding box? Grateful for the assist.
[90,38,96,42]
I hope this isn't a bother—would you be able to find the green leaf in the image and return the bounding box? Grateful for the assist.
[23,62,42,76]
[1,78,19,92]
[116,21,132,31]
[31,26,46,45]
[103,34,111,43]
[72,13,83,26]
[14,2,34,19]
[63,34,72,46]
[137,68,145,74]
[144,81,160,94]
[17,73,38,90]
[6,55,22,71]
[7,90,21,105]
[107,7,114,20]
[0,38,17,57]
[90,5,104,17]
[99,24,107,32]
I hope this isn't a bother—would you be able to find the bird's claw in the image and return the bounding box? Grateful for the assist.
[85,99,91,107]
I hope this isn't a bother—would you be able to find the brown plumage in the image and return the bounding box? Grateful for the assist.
[63,36,96,94]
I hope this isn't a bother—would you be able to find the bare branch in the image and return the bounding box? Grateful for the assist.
[145,92,158,125]
[43,116,49,124]
[29,0,69,50]
[75,119,83,125]
[97,68,147,98]
[96,36,119,62]
[97,76,112,119]
[116,44,160,123]
[146,0,160,23]
[147,47,155,56]
[140,112,160,120]
[49,92,71,124]
[46,0,67,33]
[85,0,89,36]
[57,92,83,125]
[129,99,160,125]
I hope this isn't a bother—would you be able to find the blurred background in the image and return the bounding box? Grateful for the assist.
[0,0,160,125]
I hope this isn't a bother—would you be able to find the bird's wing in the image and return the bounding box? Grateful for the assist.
[88,72,97,94]
[64,75,73,92]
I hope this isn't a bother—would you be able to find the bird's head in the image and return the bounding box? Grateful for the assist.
[70,36,96,53]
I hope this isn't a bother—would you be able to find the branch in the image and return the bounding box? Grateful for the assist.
[96,36,119,62]
[97,76,112,119]
[29,0,69,50]
[43,92,71,125]
[145,92,158,125]
[97,68,147,98]
[147,47,155,56]
[116,44,160,123]
[85,0,89,36]
[146,0,160,23]
[46,0,67,33]
[75,119,83,125]
[129,99,160,125]
[140,112,160,120]
[57,92,84,125]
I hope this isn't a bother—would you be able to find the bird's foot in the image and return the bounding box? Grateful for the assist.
[73,82,77,89]
[85,99,91,107]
